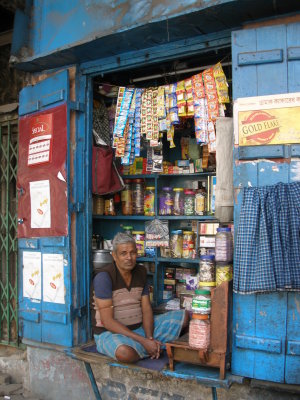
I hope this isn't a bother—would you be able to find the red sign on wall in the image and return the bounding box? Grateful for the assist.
[28,113,53,166]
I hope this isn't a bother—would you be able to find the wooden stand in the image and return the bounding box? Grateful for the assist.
[166,281,230,379]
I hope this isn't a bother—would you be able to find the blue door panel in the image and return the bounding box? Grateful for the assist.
[290,160,300,182]
[257,161,290,186]
[231,294,256,377]
[287,23,300,92]
[18,70,74,347]
[253,293,287,382]
[285,293,300,384]
[19,70,69,116]
[232,22,300,383]
[232,28,258,99]
[257,25,287,96]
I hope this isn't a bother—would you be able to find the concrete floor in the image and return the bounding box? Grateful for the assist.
[1,345,300,400]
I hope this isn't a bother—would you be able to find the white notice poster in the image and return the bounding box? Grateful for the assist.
[23,251,42,300]
[30,180,51,229]
[43,253,65,304]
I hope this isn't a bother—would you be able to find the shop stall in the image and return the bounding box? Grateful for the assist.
[11,2,300,398]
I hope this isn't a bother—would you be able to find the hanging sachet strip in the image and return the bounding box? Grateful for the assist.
[121,90,136,165]
[134,88,143,157]
[113,87,135,138]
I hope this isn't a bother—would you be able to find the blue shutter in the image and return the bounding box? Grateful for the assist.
[232,23,300,384]
[18,69,88,347]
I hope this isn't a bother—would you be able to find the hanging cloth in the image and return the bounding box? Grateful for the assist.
[234,181,300,294]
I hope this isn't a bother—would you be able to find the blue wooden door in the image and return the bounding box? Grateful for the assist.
[232,22,300,384]
[18,69,88,347]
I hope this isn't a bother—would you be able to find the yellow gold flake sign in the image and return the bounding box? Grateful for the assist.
[234,93,300,146]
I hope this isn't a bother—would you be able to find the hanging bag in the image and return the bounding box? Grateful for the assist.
[92,145,124,195]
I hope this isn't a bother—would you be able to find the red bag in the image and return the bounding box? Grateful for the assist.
[92,145,124,195]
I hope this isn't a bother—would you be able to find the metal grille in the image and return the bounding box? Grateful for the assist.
[0,116,18,346]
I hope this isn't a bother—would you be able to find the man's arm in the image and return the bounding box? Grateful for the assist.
[141,294,154,338]
[96,297,160,358]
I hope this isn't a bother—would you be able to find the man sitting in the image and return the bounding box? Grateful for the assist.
[92,232,189,363]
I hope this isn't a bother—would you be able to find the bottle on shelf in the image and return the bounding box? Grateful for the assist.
[132,178,144,215]
[173,187,184,216]
[159,186,174,215]
[144,186,155,216]
[184,189,195,216]
[121,179,133,215]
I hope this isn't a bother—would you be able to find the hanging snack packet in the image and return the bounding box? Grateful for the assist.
[169,107,180,125]
[192,73,205,99]
[203,68,219,121]
[151,142,163,173]
[184,78,193,91]
[213,62,230,103]
[157,86,166,119]
[176,80,187,117]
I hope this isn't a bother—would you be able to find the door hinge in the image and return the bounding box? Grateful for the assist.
[70,202,84,213]
[71,306,87,320]
[69,101,85,112]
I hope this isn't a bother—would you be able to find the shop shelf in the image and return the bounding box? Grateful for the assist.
[157,257,200,264]
[137,257,155,262]
[93,215,155,220]
[157,215,216,220]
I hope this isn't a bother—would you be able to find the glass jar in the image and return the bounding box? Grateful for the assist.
[144,186,155,216]
[93,196,104,215]
[215,227,233,262]
[182,231,195,259]
[173,188,184,215]
[121,179,133,215]
[159,187,174,215]
[195,190,206,216]
[216,261,233,286]
[189,314,210,349]
[132,179,144,215]
[199,255,215,282]
[170,230,183,258]
[104,197,115,215]
[132,231,145,257]
[184,189,195,216]
[191,289,211,314]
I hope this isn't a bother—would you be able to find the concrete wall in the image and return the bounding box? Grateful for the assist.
[0,43,26,105]
[26,347,300,400]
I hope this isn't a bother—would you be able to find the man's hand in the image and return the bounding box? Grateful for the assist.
[142,337,162,359]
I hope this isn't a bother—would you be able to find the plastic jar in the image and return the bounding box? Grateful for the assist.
[189,314,210,349]
[170,230,183,258]
[191,289,211,314]
[182,231,195,259]
[132,231,145,257]
[132,179,144,215]
[121,179,133,215]
[215,227,233,262]
[216,262,233,286]
[122,225,133,236]
[198,281,216,293]
[184,189,195,216]
[199,255,215,282]
[159,187,174,215]
[144,186,155,216]
[195,190,206,215]
[173,188,184,215]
